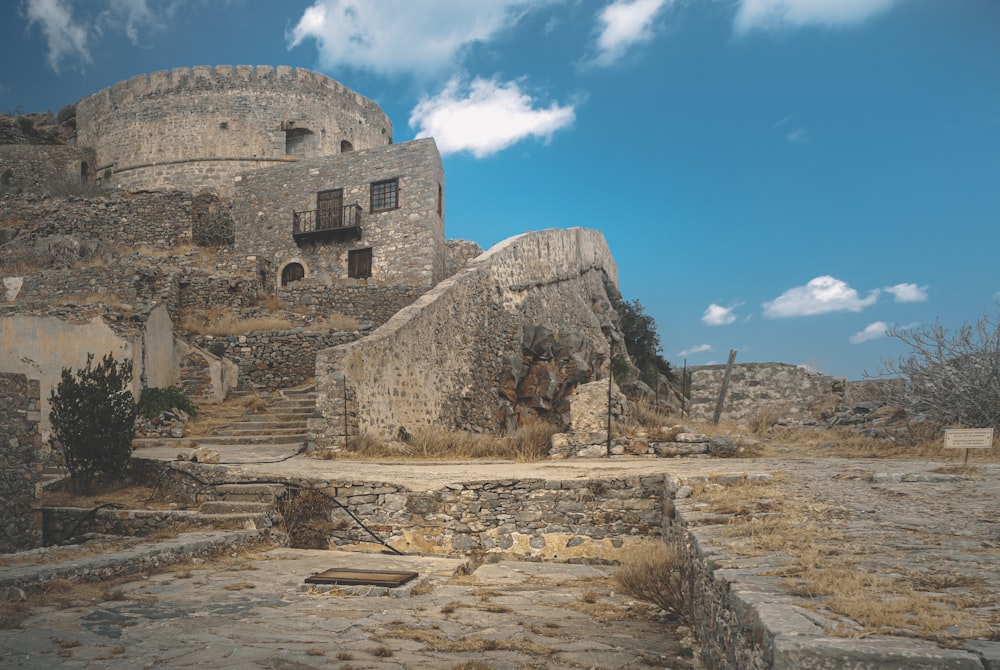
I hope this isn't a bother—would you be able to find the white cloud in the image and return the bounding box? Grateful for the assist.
[786,128,808,143]
[288,0,546,78]
[97,0,161,45]
[850,321,890,344]
[679,344,712,357]
[702,302,740,326]
[410,78,574,158]
[733,0,904,34]
[763,275,879,318]
[593,0,669,66]
[884,283,928,303]
[25,0,91,73]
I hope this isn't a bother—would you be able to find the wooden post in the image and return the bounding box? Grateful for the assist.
[682,359,687,419]
[607,340,614,453]
[712,349,738,425]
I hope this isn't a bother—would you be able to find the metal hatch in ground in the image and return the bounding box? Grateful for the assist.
[304,568,418,588]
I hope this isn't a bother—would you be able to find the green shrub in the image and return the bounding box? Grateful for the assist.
[137,386,197,418]
[49,353,138,492]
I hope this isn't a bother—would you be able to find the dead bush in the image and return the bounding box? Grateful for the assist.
[615,540,690,623]
[277,488,334,549]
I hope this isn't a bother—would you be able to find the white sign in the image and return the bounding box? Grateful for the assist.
[944,428,994,449]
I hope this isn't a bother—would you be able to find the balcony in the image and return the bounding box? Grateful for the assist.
[292,204,362,244]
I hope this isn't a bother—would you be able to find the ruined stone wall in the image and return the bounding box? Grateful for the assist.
[315,228,619,441]
[0,145,95,194]
[0,192,195,271]
[444,239,482,277]
[688,362,844,423]
[76,66,392,194]
[232,138,446,288]
[189,328,368,391]
[0,372,43,553]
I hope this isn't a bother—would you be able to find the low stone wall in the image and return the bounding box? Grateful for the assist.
[41,507,263,545]
[688,362,844,423]
[0,372,43,553]
[144,460,662,560]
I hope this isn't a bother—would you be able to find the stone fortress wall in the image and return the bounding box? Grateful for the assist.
[316,227,619,441]
[76,65,393,195]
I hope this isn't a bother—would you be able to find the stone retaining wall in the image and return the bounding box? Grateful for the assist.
[144,460,661,561]
[0,372,43,553]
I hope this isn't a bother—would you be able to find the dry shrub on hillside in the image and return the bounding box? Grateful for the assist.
[341,422,557,461]
[180,308,295,335]
[615,541,690,623]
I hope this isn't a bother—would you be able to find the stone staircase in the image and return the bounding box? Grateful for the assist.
[132,386,320,530]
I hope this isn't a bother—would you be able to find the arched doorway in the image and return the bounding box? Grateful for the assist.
[281,262,305,286]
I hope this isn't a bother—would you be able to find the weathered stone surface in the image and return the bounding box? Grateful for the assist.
[708,435,738,456]
[0,371,43,553]
[191,447,221,464]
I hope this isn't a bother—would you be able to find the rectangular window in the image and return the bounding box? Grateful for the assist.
[348,247,373,279]
[370,178,398,212]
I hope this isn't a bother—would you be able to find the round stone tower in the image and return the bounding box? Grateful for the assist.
[75,65,393,194]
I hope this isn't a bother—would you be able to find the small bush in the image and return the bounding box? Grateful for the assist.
[615,541,690,623]
[138,386,197,418]
[49,353,138,492]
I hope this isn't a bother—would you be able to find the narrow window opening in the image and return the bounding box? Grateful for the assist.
[370,178,398,212]
[80,161,89,184]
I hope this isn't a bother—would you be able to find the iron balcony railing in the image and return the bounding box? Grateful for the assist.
[292,204,362,236]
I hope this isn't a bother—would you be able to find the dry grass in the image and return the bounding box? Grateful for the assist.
[691,474,992,638]
[184,393,271,436]
[377,622,556,656]
[180,308,296,335]
[40,482,184,510]
[340,421,558,462]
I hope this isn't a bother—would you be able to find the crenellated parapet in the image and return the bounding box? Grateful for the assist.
[75,66,393,194]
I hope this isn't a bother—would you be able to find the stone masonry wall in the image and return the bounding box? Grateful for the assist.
[688,362,845,423]
[315,228,619,442]
[190,328,369,391]
[0,144,95,194]
[232,138,446,288]
[76,65,392,195]
[0,372,43,553]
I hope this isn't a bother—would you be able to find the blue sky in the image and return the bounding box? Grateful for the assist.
[2,0,998,380]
